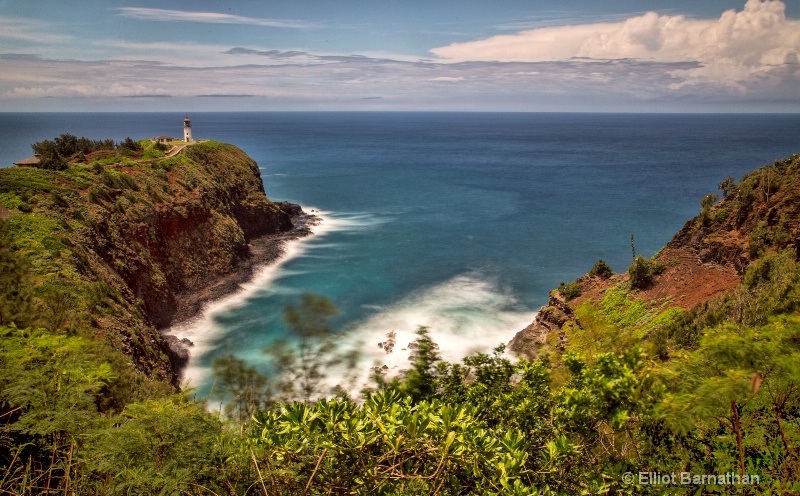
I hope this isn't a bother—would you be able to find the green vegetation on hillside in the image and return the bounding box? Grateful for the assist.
[1,135,291,377]
[3,150,800,494]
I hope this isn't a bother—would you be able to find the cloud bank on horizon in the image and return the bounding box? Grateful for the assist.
[0,0,797,112]
[432,0,800,91]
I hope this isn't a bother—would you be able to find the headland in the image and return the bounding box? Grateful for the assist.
[1,136,312,385]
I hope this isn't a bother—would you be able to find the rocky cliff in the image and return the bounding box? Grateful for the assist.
[510,153,800,358]
[0,141,307,384]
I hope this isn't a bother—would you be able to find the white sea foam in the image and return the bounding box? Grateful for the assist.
[325,273,538,395]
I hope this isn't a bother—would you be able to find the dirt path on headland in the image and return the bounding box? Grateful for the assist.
[165,143,187,157]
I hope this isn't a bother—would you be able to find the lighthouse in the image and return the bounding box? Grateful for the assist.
[183,116,193,142]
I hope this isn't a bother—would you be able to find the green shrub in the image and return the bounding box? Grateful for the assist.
[51,191,69,208]
[699,193,719,226]
[773,214,791,249]
[157,154,191,171]
[89,393,225,495]
[249,389,532,495]
[589,260,613,279]
[558,281,582,301]
[153,141,170,152]
[141,147,165,160]
[100,169,139,191]
[116,137,143,154]
[629,255,657,290]
[651,261,665,275]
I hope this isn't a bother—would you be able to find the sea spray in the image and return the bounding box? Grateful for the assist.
[322,273,539,396]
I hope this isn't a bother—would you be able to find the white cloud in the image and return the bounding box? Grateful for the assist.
[0,17,73,44]
[431,0,800,89]
[117,8,318,29]
[433,0,798,64]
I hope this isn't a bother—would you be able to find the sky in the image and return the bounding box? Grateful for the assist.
[0,0,798,112]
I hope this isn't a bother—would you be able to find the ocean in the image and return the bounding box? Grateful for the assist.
[2,112,799,395]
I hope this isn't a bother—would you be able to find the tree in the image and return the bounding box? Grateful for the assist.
[399,326,442,402]
[54,133,79,158]
[116,137,143,155]
[552,350,654,492]
[700,193,719,226]
[718,176,736,197]
[263,294,358,403]
[211,352,271,424]
[30,139,67,170]
[0,327,116,494]
[700,193,718,210]
[31,135,116,169]
[658,317,800,478]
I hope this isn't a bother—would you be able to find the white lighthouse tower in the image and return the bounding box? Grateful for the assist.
[183,116,193,142]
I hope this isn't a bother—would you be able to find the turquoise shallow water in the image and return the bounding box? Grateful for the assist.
[2,112,800,394]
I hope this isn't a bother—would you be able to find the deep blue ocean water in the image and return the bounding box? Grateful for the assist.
[2,112,799,394]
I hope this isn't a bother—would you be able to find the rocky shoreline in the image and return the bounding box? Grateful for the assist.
[161,202,320,371]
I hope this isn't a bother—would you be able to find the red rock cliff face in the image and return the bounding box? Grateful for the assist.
[89,143,297,327]
[80,142,304,380]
